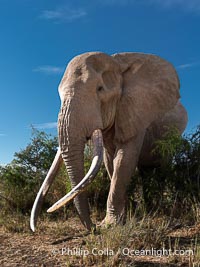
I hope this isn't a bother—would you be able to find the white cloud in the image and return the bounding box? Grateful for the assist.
[40,7,87,22]
[32,122,57,130]
[41,10,62,20]
[177,61,200,69]
[33,65,64,75]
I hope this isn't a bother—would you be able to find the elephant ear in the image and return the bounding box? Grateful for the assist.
[112,53,180,143]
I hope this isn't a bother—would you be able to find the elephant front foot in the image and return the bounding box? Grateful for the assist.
[99,212,125,229]
[98,215,116,229]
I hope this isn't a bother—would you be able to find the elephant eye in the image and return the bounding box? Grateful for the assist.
[97,86,104,92]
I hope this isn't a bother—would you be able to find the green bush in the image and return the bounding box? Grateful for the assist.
[138,125,200,215]
[0,129,58,213]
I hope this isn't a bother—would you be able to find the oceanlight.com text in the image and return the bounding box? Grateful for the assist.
[52,247,194,257]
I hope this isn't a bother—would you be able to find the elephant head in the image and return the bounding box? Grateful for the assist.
[30,52,180,231]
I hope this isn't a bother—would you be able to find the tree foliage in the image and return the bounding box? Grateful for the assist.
[139,125,200,214]
[0,129,58,212]
[13,129,58,174]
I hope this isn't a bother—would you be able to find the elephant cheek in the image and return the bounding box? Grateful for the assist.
[101,99,118,129]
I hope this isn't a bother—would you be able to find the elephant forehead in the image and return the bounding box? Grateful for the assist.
[67,52,117,70]
[64,52,120,77]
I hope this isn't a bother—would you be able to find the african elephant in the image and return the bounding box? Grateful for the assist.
[30,52,188,231]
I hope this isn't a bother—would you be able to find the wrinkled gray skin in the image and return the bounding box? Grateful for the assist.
[33,52,188,230]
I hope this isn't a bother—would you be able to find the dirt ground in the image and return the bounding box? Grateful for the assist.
[0,217,86,267]
[0,216,199,267]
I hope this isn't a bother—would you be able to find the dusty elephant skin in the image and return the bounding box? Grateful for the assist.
[30,52,188,231]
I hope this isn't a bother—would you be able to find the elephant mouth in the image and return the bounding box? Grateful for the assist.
[47,129,104,213]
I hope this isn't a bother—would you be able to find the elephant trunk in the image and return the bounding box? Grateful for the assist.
[53,98,103,230]
[47,129,103,214]
[61,141,93,229]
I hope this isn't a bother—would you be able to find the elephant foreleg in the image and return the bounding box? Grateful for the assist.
[104,148,115,180]
[104,131,145,226]
[103,127,116,180]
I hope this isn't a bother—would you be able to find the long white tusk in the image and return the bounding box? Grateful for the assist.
[47,129,103,213]
[30,148,62,232]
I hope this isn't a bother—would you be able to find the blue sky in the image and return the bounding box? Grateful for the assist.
[0,0,200,164]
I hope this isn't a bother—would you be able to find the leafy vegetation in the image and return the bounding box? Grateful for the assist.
[138,126,200,219]
[0,129,58,213]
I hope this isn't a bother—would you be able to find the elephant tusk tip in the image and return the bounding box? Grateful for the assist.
[30,221,36,232]
[47,192,80,213]
[47,206,55,213]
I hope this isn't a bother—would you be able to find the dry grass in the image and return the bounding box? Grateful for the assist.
[80,215,200,266]
[0,209,200,267]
